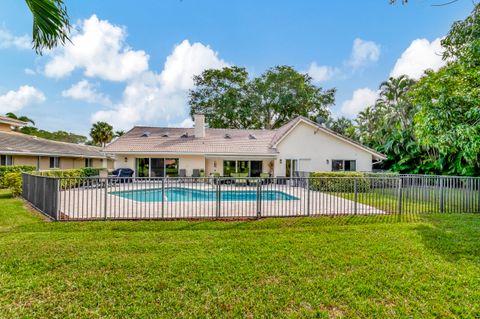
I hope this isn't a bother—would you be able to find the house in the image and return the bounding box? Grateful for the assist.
[0,116,113,170]
[105,114,386,177]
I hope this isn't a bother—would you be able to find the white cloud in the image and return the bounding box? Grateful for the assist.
[390,38,445,80]
[0,85,46,113]
[24,68,36,75]
[92,40,228,129]
[340,88,378,118]
[0,27,30,50]
[45,15,149,81]
[307,62,338,82]
[348,38,381,69]
[62,80,111,106]
[170,118,194,128]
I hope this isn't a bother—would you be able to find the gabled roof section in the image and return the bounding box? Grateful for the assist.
[271,116,387,160]
[105,126,278,155]
[0,115,28,127]
[105,116,386,160]
[0,131,108,158]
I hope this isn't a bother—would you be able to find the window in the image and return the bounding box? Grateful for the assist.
[49,157,60,169]
[165,158,179,177]
[222,160,263,177]
[332,160,356,172]
[223,160,236,177]
[136,158,179,177]
[0,155,12,166]
[85,158,93,168]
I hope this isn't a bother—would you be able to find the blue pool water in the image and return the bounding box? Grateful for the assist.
[111,187,299,202]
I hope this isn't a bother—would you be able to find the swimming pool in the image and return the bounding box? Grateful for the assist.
[111,187,299,202]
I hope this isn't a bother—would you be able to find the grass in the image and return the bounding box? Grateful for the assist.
[1,190,479,318]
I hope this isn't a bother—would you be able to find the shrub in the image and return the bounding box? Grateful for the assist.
[309,172,371,192]
[36,168,102,189]
[4,172,22,196]
[0,165,36,188]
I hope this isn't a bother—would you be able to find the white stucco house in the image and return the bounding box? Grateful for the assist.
[104,114,386,177]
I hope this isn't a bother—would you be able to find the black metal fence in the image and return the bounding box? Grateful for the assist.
[21,173,480,221]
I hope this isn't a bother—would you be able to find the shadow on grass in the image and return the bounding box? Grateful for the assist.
[0,192,13,200]
[415,214,480,264]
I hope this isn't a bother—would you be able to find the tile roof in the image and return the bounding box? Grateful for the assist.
[105,116,386,159]
[0,131,107,158]
[0,116,28,127]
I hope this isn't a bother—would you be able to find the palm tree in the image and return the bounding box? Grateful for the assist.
[114,130,126,138]
[376,75,415,129]
[90,122,114,147]
[5,112,35,125]
[24,0,72,55]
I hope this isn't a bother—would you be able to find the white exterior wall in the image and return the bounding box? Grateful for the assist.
[274,122,373,176]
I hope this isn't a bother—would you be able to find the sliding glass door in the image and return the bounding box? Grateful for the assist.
[222,160,264,177]
[136,158,179,177]
[136,158,149,177]
[150,158,164,177]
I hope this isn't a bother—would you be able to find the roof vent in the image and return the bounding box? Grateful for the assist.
[224,133,231,139]
[181,132,189,138]
[162,132,169,137]
[141,131,151,137]
[248,134,256,140]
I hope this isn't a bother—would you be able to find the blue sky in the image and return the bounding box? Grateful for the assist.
[0,0,473,135]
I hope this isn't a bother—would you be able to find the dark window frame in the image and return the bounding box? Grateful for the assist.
[332,159,356,172]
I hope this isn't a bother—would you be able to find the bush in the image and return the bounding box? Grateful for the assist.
[309,172,371,192]
[0,165,36,188]
[36,168,102,189]
[4,172,22,196]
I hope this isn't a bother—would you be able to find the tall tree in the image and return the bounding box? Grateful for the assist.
[189,67,254,129]
[251,66,335,129]
[90,122,114,147]
[5,112,35,126]
[24,0,71,54]
[189,66,335,129]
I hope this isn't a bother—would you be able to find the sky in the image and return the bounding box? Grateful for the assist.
[0,0,474,136]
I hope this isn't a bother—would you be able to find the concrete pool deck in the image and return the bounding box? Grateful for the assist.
[58,181,386,220]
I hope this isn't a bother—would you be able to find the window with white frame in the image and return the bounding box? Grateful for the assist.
[0,155,12,166]
[332,160,356,172]
[49,157,60,169]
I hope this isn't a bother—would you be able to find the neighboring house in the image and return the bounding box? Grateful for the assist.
[0,116,113,170]
[105,114,386,177]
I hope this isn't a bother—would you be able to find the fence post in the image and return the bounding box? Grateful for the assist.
[354,178,358,215]
[216,180,221,218]
[439,177,444,213]
[306,178,310,216]
[103,178,108,220]
[397,177,403,214]
[54,178,60,221]
[161,178,165,219]
[256,180,262,218]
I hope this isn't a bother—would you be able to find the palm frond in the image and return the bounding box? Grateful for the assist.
[25,0,71,55]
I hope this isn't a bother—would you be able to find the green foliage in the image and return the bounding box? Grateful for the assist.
[309,172,371,192]
[36,168,101,189]
[3,173,22,196]
[189,66,335,129]
[0,166,36,188]
[19,126,87,144]
[5,112,35,125]
[24,0,71,55]
[90,121,114,147]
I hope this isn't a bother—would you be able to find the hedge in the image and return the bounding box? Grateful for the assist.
[309,172,399,193]
[0,166,36,188]
[36,168,102,189]
[4,172,22,196]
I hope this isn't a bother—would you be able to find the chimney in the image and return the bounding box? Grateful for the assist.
[194,114,205,138]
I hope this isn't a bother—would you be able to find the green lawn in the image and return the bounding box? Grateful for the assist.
[1,191,479,318]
